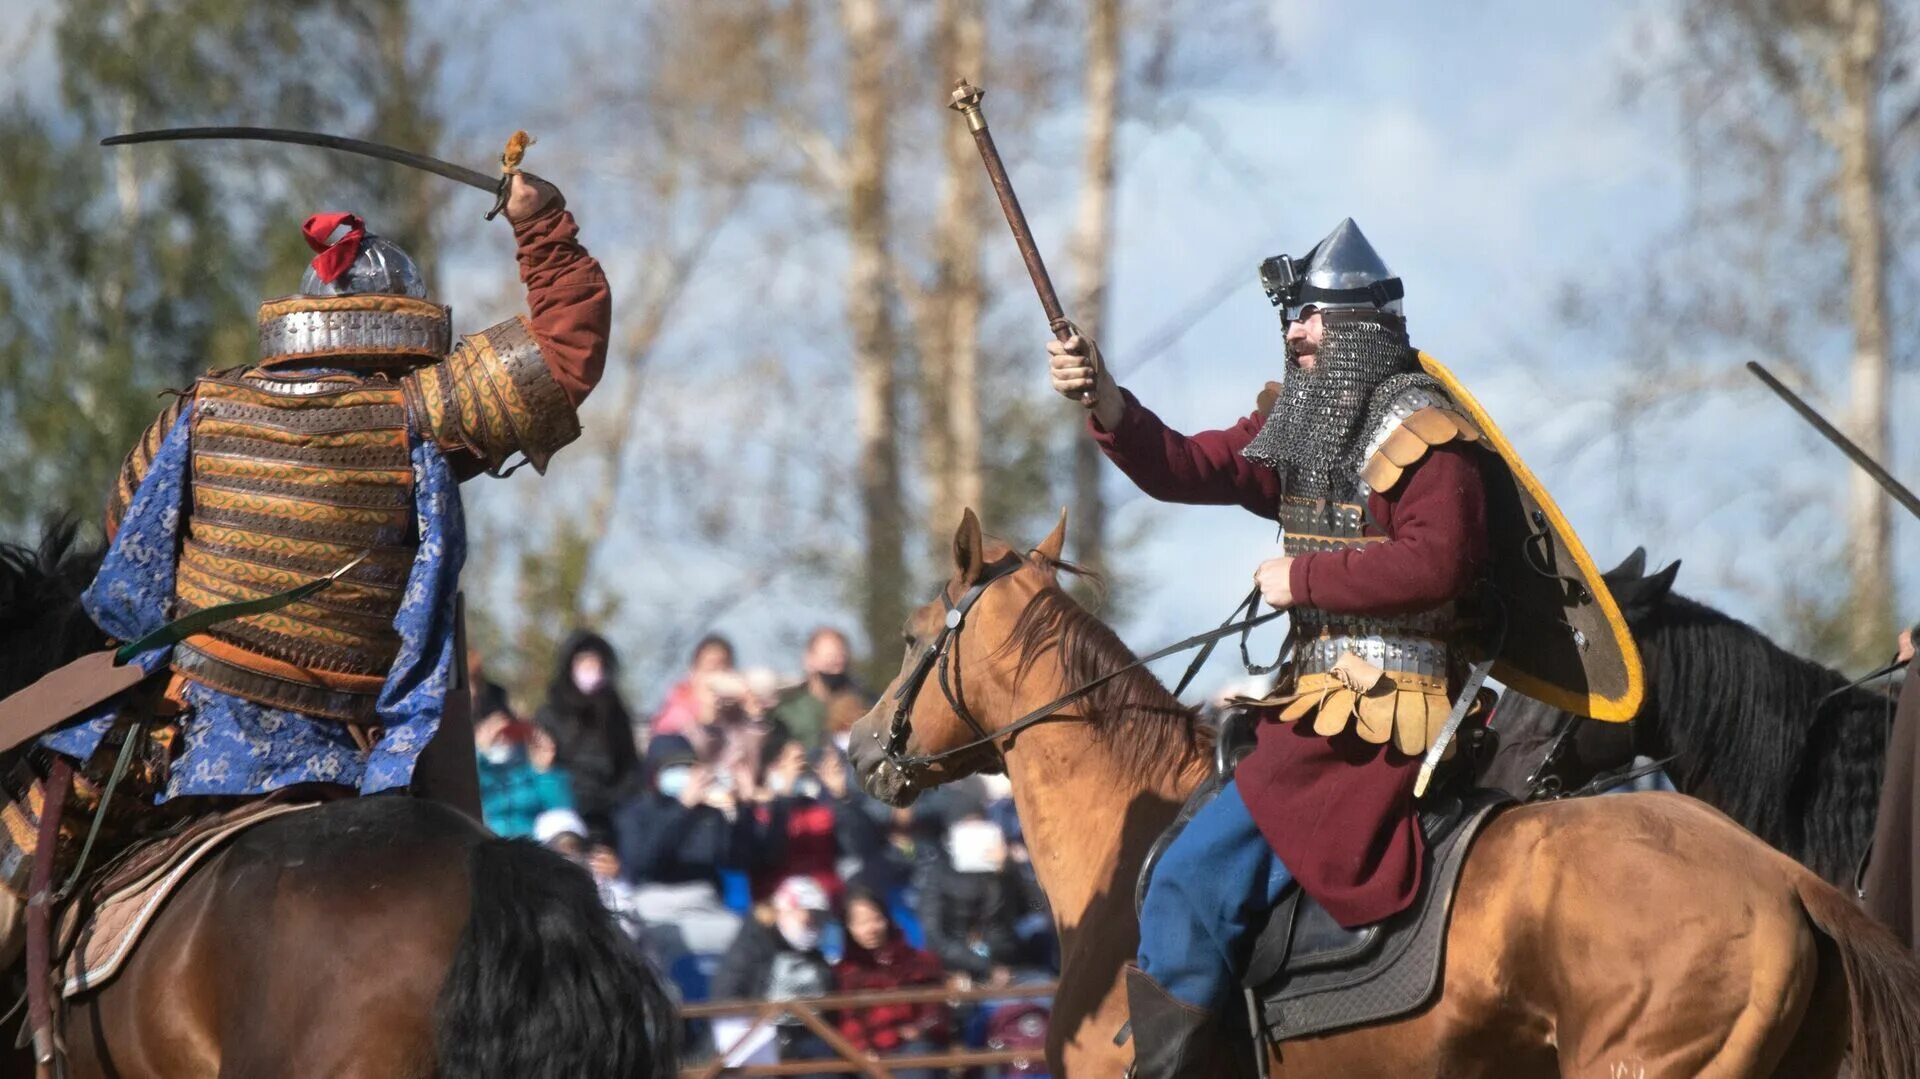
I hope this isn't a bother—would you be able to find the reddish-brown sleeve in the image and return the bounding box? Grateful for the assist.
[1087,387,1284,519]
[1289,443,1489,615]
[513,206,611,408]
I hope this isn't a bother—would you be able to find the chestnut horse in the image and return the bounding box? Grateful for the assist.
[848,511,1920,1078]
[0,524,676,1079]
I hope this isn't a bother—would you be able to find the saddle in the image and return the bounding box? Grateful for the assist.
[1136,711,1511,1044]
[55,797,320,997]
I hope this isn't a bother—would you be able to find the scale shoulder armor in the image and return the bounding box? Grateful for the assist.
[402,316,582,475]
[1354,380,1484,496]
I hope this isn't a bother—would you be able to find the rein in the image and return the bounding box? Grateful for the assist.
[880,558,1284,775]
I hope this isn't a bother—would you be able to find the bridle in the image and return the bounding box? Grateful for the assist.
[877,554,1286,781]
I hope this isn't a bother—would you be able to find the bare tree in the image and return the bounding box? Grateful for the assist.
[1066,0,1122,577]
[1577,0,1920,666]
[911,0,988,563]
[842,0,911,674]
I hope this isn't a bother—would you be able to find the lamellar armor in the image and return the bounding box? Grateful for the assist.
[159,227,581,722]
[1266,384,1485,756]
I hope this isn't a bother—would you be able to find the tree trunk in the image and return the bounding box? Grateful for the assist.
[1068,0,1121,575]
[842,0,908,675]
[372,0,439,278]
[1832,0,1893,664]
[923,0,986,561]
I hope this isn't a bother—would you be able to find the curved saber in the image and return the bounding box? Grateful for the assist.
[102,126,512,217]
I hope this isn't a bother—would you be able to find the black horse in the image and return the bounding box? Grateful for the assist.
[1481,549,1891,887]
[0,522,677,1079]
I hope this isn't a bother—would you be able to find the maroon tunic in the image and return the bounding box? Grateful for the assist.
[1090,387,1489,926]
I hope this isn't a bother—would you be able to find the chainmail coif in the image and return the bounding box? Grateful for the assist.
[1242,311,1418,501]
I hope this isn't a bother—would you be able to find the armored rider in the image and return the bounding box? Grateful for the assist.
[0,170,610,958]
[1047,219,1640,1076]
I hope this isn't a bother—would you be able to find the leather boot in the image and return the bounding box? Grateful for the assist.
[1124,963,1219,1079]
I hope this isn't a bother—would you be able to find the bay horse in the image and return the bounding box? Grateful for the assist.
[1480,550,1890,886]
[847,510,1920,1077]
[0,522,676,1079]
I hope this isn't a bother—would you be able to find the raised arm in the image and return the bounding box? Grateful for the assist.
[1087,388,1282,517]
[509,175,612,407]
[1050,333,1284,517]
[402,174,611,477]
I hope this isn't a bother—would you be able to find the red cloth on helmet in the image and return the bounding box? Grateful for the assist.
[1088,388,1489,926]
[301,212,365,284]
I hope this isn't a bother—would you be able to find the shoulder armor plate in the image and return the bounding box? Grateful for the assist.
[1354,384,1483,496]
[403,316,581,475]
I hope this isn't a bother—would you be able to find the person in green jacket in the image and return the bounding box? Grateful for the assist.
[771,627,871,750]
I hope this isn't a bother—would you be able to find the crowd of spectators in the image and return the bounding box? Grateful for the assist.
[470,626,1057,1076]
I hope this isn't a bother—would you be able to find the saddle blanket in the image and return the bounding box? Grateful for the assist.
[58,799,319,997]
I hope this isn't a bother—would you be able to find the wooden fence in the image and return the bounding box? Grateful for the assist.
[677,982,1055,1079]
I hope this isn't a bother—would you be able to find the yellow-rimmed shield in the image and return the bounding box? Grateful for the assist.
[1417,352,1644,722]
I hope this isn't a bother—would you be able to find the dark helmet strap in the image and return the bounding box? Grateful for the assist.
[1296,276,1404,310]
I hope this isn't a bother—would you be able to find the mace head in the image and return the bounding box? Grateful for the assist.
[949,78,987,131]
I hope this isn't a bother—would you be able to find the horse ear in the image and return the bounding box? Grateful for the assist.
[953,508,988,586]
[1606,547,1649,583]
[1031,508,1069,565]
[1644,560,1681,604]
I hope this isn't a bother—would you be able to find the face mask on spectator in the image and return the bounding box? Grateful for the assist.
[656,764,693,799]
[571,653,607,694]
[777,917,824,952]
[479,742,517,767]
[949,819,1009,873]
[817,670,852,693]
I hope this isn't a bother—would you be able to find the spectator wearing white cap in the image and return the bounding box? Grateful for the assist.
[711,876,844,1075]
[536,808,650,945]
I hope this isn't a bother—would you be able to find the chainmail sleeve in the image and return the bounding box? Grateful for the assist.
[402,316,582,476]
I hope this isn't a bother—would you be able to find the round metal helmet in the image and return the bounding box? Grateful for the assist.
[1258,218,1403,322]
[299,233,428,299]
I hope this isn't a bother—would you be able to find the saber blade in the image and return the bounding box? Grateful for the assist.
[103,126,502,194]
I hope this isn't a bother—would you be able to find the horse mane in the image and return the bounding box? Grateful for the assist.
[0,519,108,699]
[1000,558,1213,785]
[1635,589,1886,884]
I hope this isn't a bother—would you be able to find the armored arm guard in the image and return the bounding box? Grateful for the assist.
[402,316,582,476]
[105,392,191,539]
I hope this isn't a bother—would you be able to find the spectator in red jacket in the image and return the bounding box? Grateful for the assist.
[834,884,950,1076]
[749,727,841,902]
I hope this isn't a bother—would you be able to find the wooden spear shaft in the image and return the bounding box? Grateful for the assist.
[949,79,1091,400]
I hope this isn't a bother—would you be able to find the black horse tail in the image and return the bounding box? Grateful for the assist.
[435,837,679,1079]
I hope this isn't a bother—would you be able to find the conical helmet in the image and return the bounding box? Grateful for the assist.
[299,233,428,298]
[1258,218,1403,322]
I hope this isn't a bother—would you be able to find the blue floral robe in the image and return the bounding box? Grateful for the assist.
[43,400,467,800]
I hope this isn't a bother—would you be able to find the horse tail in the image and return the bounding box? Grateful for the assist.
[435,837,679,1079]
[1796,874,1920,1078]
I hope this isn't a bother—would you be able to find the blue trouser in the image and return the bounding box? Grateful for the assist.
[1137,780,1293,1010]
